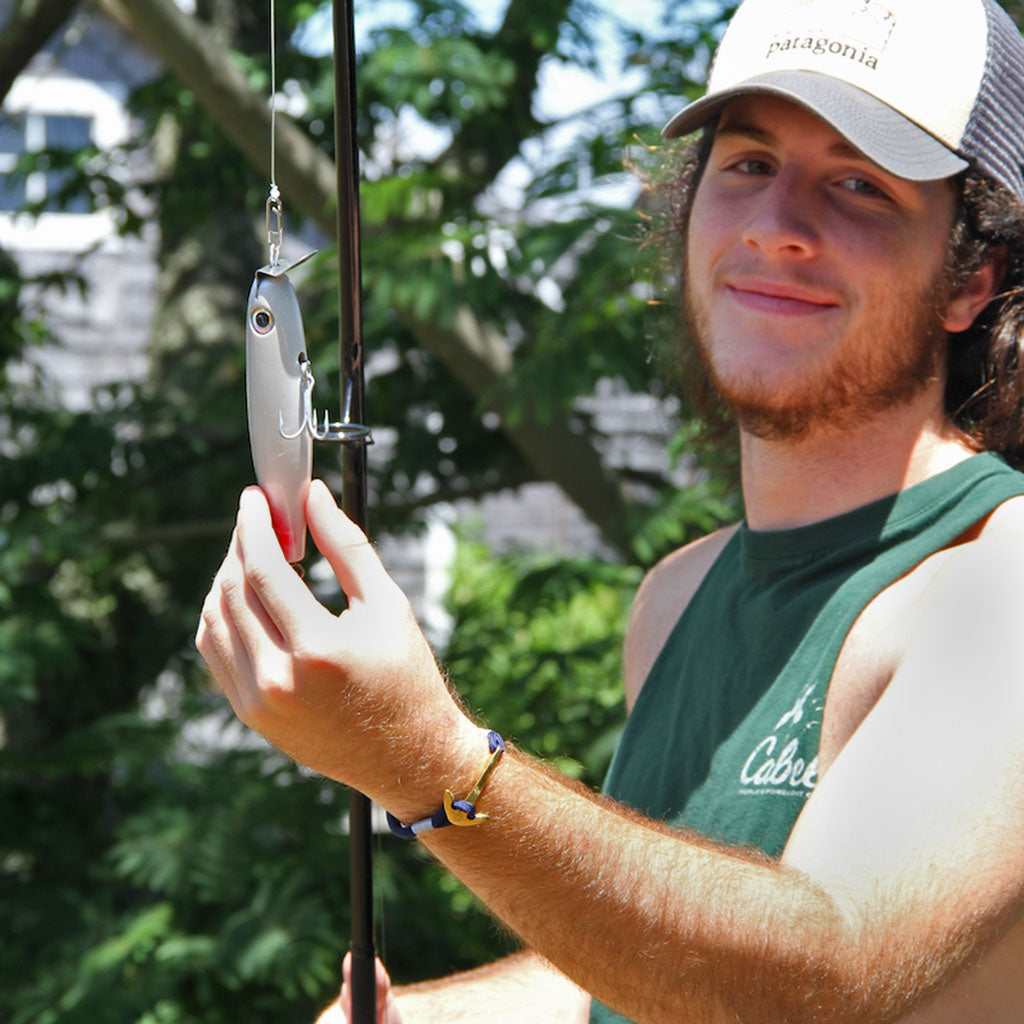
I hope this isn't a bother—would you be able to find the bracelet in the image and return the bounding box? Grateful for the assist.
[386,731,505,840]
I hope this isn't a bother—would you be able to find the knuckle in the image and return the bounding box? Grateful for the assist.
[220,571,244,601]
[196,605,220,650]
[378,579,414,619]
[243,561,273,594]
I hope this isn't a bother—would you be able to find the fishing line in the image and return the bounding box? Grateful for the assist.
[269,0,277,191]
[266,0,282,267]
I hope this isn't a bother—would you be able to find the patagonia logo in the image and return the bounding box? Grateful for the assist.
[766,35,881,68]
[764,0,896,70]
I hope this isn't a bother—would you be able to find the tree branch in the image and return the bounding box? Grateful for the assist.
[0,0,82,105]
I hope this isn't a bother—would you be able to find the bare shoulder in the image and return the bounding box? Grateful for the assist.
[874,493,1024,704]
[922,492,1024,612]
[972,490,1024,541]
[623,523,740,711]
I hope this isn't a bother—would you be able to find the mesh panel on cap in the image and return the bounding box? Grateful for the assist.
[960,0,1024,199]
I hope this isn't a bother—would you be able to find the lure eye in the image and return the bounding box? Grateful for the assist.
[251,308,274,334]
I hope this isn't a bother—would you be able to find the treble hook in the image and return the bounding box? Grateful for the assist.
[279,354,373,445]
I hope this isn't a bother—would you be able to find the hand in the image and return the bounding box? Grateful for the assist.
[195,481,482,808]
[340,952,402,1024]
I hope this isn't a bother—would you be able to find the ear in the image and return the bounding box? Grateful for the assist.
[943,248,1007,333]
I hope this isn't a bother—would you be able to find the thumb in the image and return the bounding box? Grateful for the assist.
[306,479,394,605]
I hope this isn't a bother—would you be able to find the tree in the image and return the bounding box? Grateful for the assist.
[0,0,81,101]
[0,1,742,1020]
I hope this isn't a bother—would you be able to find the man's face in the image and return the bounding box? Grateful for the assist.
[684,95,960,440]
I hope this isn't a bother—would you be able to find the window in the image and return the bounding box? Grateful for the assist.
[0,113,27,211]
[0,111,93,214]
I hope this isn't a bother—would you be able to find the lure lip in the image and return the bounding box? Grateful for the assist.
[256,249,318,280]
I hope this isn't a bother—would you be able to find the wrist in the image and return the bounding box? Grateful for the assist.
[383,722,498,830]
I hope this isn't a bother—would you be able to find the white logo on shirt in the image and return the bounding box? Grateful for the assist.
[739,684,822,794]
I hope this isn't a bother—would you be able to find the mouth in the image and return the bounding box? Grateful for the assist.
[725,280,840,316]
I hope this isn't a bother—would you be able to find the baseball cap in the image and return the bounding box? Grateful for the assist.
[663,0,1024,202]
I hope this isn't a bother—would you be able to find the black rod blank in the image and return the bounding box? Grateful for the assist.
[332,2,375,1022]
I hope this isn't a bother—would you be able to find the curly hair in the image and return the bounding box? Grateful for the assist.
[654,128,1024,466]
[944,175,1024,460]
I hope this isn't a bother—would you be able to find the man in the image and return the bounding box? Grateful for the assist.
[196,0,1024,1020]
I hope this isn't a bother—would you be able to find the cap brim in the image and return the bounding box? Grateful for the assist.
[663,70,968,183]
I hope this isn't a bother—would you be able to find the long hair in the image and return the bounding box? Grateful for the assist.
[652,129,1024,466]
[945,175,1024,461]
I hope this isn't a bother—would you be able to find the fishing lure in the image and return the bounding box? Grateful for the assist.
[245,245,317,564]
[245,186,370,563]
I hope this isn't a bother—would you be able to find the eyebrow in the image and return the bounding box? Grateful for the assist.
[715,121,773,144]
[715,120,868,162]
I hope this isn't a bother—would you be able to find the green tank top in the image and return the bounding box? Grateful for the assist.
[589,453,1024,1024]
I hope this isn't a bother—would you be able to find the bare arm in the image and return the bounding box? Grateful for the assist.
[392,952,589,1023]
[315,952,589,1024]
[198,485,1024,1024]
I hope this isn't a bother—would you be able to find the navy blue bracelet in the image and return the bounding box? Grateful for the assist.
[386,731,505,840]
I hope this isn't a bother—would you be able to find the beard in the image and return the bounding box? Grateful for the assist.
[682,264,951,442]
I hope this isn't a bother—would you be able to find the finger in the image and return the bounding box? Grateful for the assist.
[197,524,292,726]
[306,479,394,605]
[339,984,355,1024]
[196,587,239,692]
[234,487,320,645]
[341,952,352,1022]
[206,583,270,724]
[376,958,396,1024]
[196,532,255,709]
[217,539,287,658]
[340,952,394,1024]
[195,527,239,670]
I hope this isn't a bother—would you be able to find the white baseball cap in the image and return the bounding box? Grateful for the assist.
[663,0,1024,201]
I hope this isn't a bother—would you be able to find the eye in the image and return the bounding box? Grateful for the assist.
[733,159,775,177]
[839,177,886,199]
[251,307,274,334]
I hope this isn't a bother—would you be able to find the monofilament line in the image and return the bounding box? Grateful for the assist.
[266,0,282,267]
[269,0,277,193]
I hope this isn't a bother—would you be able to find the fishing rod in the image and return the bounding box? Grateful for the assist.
[244,0,375,1019]
[331,2,377,1021]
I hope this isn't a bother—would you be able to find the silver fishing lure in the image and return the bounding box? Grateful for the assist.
[245,248,370,563]
[245,251,318,564]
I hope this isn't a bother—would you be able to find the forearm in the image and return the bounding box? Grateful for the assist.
[411,748,972,1024]
[394,951,589,1023]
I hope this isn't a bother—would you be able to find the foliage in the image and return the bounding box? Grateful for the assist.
[445,535,643,784]
[0,1,748,1021]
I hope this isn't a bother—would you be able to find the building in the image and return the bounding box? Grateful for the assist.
[0,4,158,408]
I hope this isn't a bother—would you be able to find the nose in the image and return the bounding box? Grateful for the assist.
[741,169,821,258]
